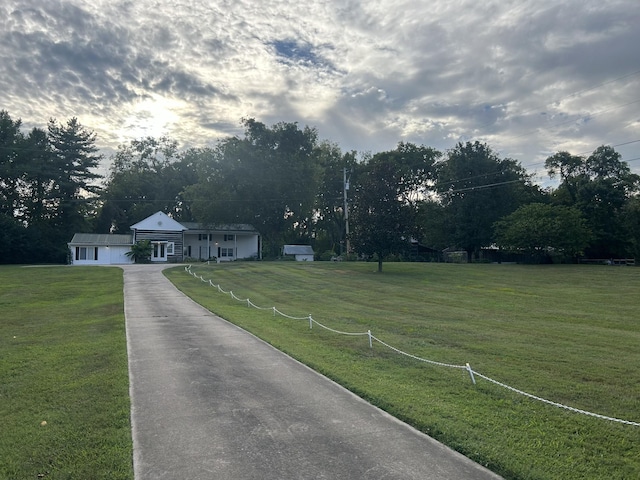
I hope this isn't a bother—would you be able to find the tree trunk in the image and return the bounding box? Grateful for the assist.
[378,257,383,272]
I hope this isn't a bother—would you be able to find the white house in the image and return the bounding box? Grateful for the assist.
[283,245,315,261]
[68,211,261,265]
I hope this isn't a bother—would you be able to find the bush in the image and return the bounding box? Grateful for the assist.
[318,250,338,261]
[125,240,152,263]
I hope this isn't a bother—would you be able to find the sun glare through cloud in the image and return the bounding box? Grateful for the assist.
[119,94,183,142]
[0,0,638,180]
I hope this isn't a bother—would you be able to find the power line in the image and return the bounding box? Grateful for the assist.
[461,71,640,175]
[442,179,523,194]
[511,69,640,122]
[520,139,640,172]
[466,69,640,140]
[439,139,640,189]
[577,139,640,156]
[507,98,640,143]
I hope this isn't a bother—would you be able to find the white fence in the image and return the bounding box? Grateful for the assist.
[185,265,639,427]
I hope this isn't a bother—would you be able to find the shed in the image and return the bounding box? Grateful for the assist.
[283,245,315,261]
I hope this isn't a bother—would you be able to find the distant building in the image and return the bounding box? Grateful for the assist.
[282,245,315,262]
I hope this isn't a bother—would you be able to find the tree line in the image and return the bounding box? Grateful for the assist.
[1,111,101,263]
[2,111,639,267]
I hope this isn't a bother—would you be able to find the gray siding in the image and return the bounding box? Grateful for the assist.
[134,230,184,262]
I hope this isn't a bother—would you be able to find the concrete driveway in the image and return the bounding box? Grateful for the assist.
[123,264,503,480]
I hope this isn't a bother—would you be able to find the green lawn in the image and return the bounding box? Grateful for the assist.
[166,262,640,480]
[0,266,133,480]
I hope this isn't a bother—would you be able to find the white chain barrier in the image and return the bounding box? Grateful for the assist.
[184,265,640,426]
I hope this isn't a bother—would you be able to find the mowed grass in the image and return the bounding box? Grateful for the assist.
[0,266,133,480]
[166,262,640,480]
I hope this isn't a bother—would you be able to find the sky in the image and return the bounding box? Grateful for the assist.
[1,0,639,184]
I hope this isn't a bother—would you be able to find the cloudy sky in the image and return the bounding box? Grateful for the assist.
[1,0,639,183]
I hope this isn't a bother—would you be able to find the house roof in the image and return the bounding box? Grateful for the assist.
[69,213,259,248]
[283,245,314,255]
[130,211,187,232]
[180,222,258,233]
[68,233,133,246]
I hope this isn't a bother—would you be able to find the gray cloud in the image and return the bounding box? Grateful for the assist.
[0,0,638,179]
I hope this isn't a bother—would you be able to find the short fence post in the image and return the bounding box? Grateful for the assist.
[247,299,251,307]
[309,316,313,329]
[466,363,476,385]
[272,307,276,317]
[368,330,372,348]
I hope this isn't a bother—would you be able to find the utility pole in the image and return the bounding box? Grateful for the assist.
[343,167,350,254]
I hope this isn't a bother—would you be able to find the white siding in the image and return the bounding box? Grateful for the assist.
[70,246,133,265]
[108,246,134,264]
[234,235,259,260]
[183,232,259,261]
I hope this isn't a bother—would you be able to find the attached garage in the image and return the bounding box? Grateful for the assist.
[68,233,133,265]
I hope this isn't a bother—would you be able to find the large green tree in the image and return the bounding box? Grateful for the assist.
[313,143,358,255]
[0,111,43,264]
[622,196,640,261]
[416,199,449,251]
[494,203,591,262]
[97,137,197,233]
[0,112,104,263]
[21,127,55,227]
[545,145,639,258]
[0,110,23,220]
[186,119,322,257]
[435,141,541,261]
[349,143,439,272]
[47,117,102,233]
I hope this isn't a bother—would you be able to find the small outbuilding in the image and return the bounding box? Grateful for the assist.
[283,245,315,262]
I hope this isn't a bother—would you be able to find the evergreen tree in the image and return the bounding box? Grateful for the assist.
[47,117,102,234]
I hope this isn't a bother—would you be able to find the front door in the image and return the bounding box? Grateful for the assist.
[152,242,167,262]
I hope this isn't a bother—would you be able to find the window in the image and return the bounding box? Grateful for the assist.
[224,234,235,242]
[220,247,234,257]
[166,242,174,255]
[75,246,98,261]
